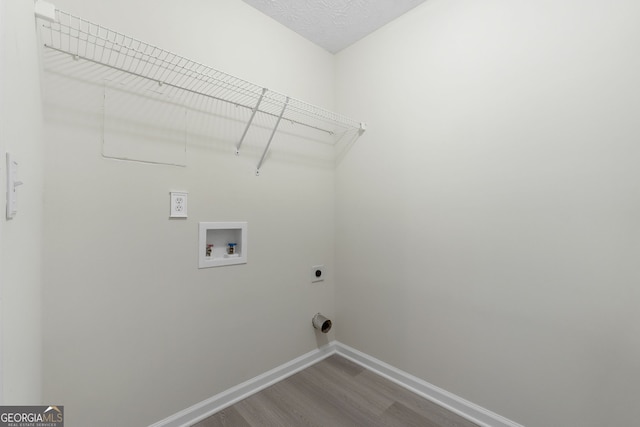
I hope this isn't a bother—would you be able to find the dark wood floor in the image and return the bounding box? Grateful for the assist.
[192,355,479,427]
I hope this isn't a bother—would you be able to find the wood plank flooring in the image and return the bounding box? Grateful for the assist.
[192,355,479,427]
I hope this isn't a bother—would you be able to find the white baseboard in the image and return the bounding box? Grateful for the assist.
[333,342,524,427]
[148,343,336,427]
[149,341,524,427]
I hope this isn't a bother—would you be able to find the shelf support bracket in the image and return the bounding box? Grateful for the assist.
[256,97,289,176]
[236,87,267,155]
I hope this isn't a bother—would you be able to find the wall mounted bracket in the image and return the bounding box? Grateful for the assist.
[236,87,267,156]
[256,97,289,176]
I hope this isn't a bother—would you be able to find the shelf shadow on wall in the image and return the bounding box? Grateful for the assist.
[41,49,360,172]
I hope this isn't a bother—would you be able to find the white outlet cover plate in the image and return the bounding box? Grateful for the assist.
[311,265,325,283]
[170,191,188,218]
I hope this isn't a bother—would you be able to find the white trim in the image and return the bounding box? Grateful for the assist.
[148,343,336,427]
[334,342,525,427]
[148,341,524,427]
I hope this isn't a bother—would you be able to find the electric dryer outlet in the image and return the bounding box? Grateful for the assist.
[311,265,325,283]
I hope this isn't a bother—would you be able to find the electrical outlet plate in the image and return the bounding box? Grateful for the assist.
[170,191,188,218]
[311,265,325,283]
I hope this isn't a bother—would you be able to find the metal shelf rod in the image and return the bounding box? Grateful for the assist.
[236,87,267,155]
[256,97,289,175]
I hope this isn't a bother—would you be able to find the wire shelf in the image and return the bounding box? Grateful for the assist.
[39,9,365,145]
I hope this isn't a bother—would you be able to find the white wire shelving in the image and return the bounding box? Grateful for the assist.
[36,5,365,174]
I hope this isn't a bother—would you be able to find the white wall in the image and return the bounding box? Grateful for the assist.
[0,0,45,405]
[34,0,640,425]
[41,1,336,426]
[335,1,640,426]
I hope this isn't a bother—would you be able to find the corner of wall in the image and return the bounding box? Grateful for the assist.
[0,0,45,404]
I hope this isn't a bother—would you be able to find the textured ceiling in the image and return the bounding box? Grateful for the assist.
[241,0,426,54]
